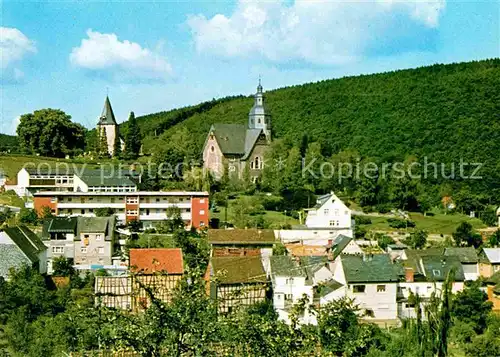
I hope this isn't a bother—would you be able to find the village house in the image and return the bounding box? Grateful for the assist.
[485,272,500,312]
[206,256,268,314]
[397,250,465,319]
[0,226,47,279]
[275,192,354,244]
[268,255,317,325]
[208,229,277,257]
[95,248,184,311]
[322,254,401,323]
[444,247,479,281]
[479,248,500,278]
[41,216,116,274]
[202,81,272,181]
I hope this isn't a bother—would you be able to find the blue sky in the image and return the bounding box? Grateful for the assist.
[1,0,499,135]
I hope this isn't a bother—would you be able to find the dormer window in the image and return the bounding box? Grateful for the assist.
[210,145,215,152]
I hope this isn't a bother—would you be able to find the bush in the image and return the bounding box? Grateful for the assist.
[355,216,372,225]
[355,225,367,239]
[18,208,38,225]
[375,203,391,214]
[374,233,395,250]
[387,218,415,229]
[261,195,284,211]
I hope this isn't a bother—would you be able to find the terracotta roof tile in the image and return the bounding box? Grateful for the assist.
[129,248,184,275]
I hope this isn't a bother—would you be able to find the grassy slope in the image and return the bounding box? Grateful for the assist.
[362,212,485,235]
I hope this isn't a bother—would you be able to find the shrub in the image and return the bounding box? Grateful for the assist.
[387,218,415,229]
[355,216,372,225]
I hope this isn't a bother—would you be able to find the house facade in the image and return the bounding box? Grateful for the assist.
[202,81,272,181]
[305,192,352,229]
[207,256,268,314]
[42,216,115,274]
[33,191,209,228]
[479,248,500,278]
[0,226,47,279]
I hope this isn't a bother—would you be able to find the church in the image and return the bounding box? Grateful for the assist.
[97,96,124,156]
[202,81,272,181]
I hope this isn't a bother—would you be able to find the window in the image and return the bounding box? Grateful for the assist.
[200,199,205,204]
[84,234,89,239]
[324,209,329,215]
[200,210,205,215]
[344,210,348,215]
[353,285,366,293]
[285,294,293,300]
[200,221,205,227]
[81,209,85,215]
[52,246,64,254]
[96,234,102,241]
[285,278,294,285]
[98,247,104,254]
[377,285,386,292]
[210,145,215,152]
[126,197,138,204]
[126,210,138,216]
[81,247,87,253]
[329,220,335,226]
[432,269,441,277]
[50,197,57,203]
[364,309,375,317]
[334,209,339,216]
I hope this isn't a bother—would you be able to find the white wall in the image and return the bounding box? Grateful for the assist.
[305,193,351,229]
[275,228,353,245]
[462,264,479,281]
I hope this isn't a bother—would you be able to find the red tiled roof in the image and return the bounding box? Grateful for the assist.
[129,248,184,275]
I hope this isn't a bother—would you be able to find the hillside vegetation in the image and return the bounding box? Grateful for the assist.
[136,59,500,198]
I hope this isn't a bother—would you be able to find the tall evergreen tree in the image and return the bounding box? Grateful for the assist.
[125,111,141,159]
[99,128,109,158]
[113,127,121,158]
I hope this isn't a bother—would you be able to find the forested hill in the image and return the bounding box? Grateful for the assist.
[139,59,499,165]
[0,134,18,152]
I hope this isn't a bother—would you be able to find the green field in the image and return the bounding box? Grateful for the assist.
[360,212,486,235]
[211,206,299,229]
[0,190,25,208]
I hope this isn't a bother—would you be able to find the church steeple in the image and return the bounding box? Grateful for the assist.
[248,79,271,141]
[98,96,117,126]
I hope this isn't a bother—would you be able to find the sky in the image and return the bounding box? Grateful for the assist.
[1,0,499,135]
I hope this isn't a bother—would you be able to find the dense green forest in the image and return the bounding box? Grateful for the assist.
[0,134,18,153]
[131,59,499,203]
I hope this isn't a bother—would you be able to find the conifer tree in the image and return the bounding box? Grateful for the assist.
[99,128,109,158]
[113,127,121,158]
[125,111,141,159]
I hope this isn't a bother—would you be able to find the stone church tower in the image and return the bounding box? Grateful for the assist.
[97,96,119,156]
[202,81,272,180]
[248,79,272,141]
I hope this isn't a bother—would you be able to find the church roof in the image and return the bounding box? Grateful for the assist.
[208,124,264,158]
[98,96,117,125]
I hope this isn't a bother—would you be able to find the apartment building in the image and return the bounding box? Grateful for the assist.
[16,167,139,197]
[33,191,209,229]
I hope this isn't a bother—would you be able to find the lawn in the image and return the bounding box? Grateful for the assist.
[211,205,299,229]
[0,190,25,208]
[359,212,486,236]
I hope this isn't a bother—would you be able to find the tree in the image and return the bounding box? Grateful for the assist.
[452,282,493,334]
[488,229,500,247]
[113,127,122,158]
[52,257,75,277]
[407,230,428,249]
[156,206,184,233]
[127,219,142,232]
[452,222,482,248]
[124,111,141,159]
[17,108,85,157]
[98,127,109,157]
[18,208,38,224]
[40,206,54,220]
[95,207,115,217]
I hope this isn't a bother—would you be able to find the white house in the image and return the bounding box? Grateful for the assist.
[305,192,352,229]
[268,255,317,325]
[322,254,400,322]
[0,226,47,279]
[275,192,354,245]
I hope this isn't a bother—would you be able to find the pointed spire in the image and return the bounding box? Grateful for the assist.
[98,96,117,125]
[257,76,263,93]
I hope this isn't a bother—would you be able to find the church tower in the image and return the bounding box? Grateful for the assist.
[248,79,271,141]
[97,96,118,156]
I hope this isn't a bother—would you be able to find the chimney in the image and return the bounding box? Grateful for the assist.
[405,268,414,282]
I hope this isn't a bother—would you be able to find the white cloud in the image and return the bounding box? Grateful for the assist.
[70,29,172,80]
[0,27,36,69]
[187,0,446,65]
